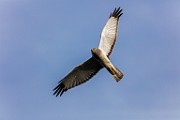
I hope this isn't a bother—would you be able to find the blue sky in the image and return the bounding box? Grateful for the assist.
[0,0,180,120]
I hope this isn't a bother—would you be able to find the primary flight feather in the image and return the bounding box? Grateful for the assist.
[53,7,124,97]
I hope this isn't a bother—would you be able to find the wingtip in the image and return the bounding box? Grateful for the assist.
[53,83,65,97]
[109,7,123,19]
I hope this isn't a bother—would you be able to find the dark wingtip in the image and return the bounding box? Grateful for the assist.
[109,7,123,19]
[53,83,65,97]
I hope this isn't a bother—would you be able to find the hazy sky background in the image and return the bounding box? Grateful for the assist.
[0,0,180,120]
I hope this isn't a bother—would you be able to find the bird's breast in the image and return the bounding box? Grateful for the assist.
[91,48,111,67]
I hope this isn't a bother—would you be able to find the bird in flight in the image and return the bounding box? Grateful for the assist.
[53,7,124,96]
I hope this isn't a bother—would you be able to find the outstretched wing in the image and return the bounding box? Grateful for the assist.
[53,57,103,96]
[98,7,123,56]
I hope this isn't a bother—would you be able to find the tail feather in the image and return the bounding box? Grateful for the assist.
[105,63,123,82]
[111,67,123,82]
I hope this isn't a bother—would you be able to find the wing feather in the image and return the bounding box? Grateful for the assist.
[98,7,123,56]
[53,57,103,96]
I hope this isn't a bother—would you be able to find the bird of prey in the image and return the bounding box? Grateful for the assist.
[53,7,124,96]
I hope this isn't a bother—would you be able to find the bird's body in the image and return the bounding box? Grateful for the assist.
[91,48,123,81]
[53,7,124,96]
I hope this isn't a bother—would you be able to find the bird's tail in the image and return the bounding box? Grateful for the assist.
[105,62,123,82]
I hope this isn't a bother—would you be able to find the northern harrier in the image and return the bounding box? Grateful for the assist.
[53,7,124,96]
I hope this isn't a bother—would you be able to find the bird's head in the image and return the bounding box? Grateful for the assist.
[91,48,101,54]
[91,48,103,59]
